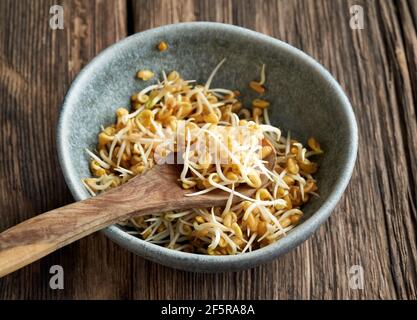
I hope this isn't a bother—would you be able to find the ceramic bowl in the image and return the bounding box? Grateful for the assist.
[57,22,358,272]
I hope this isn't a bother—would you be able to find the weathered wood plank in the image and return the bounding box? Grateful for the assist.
[130,0,417,299]
[0,0,129,299]
[0,0,416,299]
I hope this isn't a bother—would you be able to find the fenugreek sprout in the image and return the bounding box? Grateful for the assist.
[83,60,322,255]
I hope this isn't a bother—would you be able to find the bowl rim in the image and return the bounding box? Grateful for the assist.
[57,21,358,271]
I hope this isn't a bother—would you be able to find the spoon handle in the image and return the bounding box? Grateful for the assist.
[0,168,167,278]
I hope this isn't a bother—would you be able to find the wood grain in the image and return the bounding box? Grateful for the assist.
[0,0,131,299]
[0,0,416,299]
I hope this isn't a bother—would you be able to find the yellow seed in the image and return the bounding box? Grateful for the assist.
[130,164,145,174]
[138,109,154,126]
[247,172,262,188]
[290,146,298,155]
[304,180,318,193]
[277,187,286,197]
[299,160,318,174]
[256,188,273,201]
[132,102,142,110]
[233,236,244,247]
[182,180,196,189]
[195,215,205,224]
[98,132,113,148]
[232,222,243,238]
[280,218,292,228]
[283,175,295,186]
[203,113,219,124]
[252,99,270,109]
[136,70,154,81]
[290,214,301,224]
[242,201,252,211]
[130,155,142,165]
[167,70,179,81]
[252,107,263,117]
[290,187,302,206]
[274,201,286,210]
[194,228,209,238]
[226,172,239,182]
[257,221,267,235]
[157,41,168,51]
[249,81,265,94]
[103,126,115,136]
[219,238,227,248]
[156,108,172,121]
[182,224,192,235]
[116,108,129,118]
[90,160,106,177]
[213,174,221,183]
[229,211,237,223]
[166,116,177,131]
[207,95,218,103]
[261,145,273,159]
[110,178,121,188]
[230,164,241,174]
[202,179,212,189]
[93,168,106,177]
[177,102,193,118]
[284,195,292,209]
[146,91,157,102]
[308,137,323,153]
[286,158,299,174]
[247,213,258,233]
[223,213,232,228]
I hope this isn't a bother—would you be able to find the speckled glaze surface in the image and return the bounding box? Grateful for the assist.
[57,22,358,272]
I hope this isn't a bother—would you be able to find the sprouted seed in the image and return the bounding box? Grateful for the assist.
[157,41,168,52]
[83,60,322,255]
[136,70,154,81]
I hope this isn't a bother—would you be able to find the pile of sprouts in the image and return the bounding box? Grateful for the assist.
[83,60,323,255]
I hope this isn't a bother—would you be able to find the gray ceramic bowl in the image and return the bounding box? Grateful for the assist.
[57,22,358,272]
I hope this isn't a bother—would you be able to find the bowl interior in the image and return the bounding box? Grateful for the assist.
[58,23,357,271]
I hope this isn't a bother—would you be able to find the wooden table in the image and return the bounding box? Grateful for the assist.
[0,0,416,300]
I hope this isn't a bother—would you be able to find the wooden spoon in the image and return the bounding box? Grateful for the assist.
[0,141,275,277]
